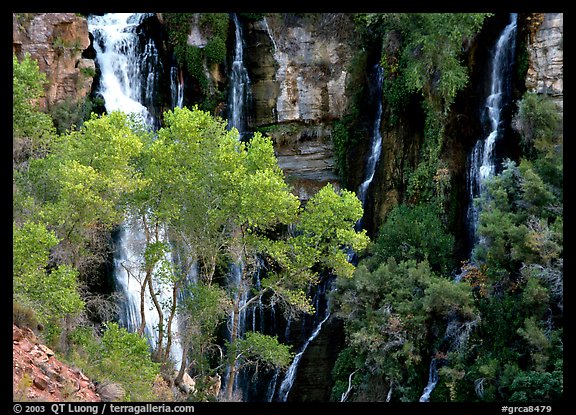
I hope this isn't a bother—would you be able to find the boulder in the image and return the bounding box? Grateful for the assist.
[96,382,126,402]
[173,370,197,395]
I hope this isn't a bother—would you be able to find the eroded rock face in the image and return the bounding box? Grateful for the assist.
[525,13,563,112]
[272,124,341,200]
[12,13,94,111]
[243,14,361,199]
[262,15,351,123]
[13,324,101,402]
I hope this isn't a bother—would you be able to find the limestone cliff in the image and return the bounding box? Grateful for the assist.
[242,14,362,200]
[525,13,563,113]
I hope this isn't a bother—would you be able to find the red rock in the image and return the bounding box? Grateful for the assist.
[38,344,55,356]
[34,354,49,364]
[12,324,102,402]
[33,376,48,391]
[13,326,24,341]
[21,341,34,352]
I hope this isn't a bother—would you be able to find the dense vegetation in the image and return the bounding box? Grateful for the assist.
[13,12,562,404]
[162,13,229,111]
[330,14,563,403]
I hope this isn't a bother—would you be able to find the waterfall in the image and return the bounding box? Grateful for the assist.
[262,15,284,122]
[419,358,439,402]
[88,13,159,129]
[229,261,248,344]
[112,220,158,344]
[416,14,518,403]
[250,267,265,333]
[466,13,518,248]
[170,64,184,109]
[358,64,385,207]
[262,16,278,53]
[277,311,331,402]
[271,63,385,403]
[222,260,249,396]
[88,13,182,367]
[275,276,334,402]
[112,219,182,368]
[228,13,251,139]
[267,369,280,402]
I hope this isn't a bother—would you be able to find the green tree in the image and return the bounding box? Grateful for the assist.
[442,91,563,402]
[374,202,455,274]
[176,282,229,383]
[13,221,84,339]
[13,53,56,164]
[472,158,562,286]
[357,13,489,114]
[229,331,293,373]
[147,106,369,400]
[22,111,145,270]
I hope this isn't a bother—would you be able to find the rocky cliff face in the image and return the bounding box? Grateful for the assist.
[242,14,362,200]
[13,13,94,112]
[525,13,563,112]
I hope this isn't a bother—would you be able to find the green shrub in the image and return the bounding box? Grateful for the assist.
[374,202,455,274]
[13,302,40,332]
[69,322,161,401]
[513,92,562,158]
[204,37,227,64]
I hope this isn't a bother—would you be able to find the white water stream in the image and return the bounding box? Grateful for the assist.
[88,12,183,368]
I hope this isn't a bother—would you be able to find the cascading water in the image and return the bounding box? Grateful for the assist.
[277,312,331,402]
[88,13,159,129]
[88,13,182,367]
[170,64,184,109]
[221,14,258,400]
[250,264,265,333]
[222,259,248,397]
[418,14,518,403]
[228,13,251,139]
[112,219,158,344]
[466,13,518,249]
[274,276,334,402]
[358,64,385,210]
[419,358,439,402]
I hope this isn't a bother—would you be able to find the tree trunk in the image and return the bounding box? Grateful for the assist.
[175,333,190,385]
[148,268,164,361]
[138,276,147,336]
[164,281,179,362]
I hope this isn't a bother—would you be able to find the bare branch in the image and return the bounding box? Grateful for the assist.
[340,369,359,402]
